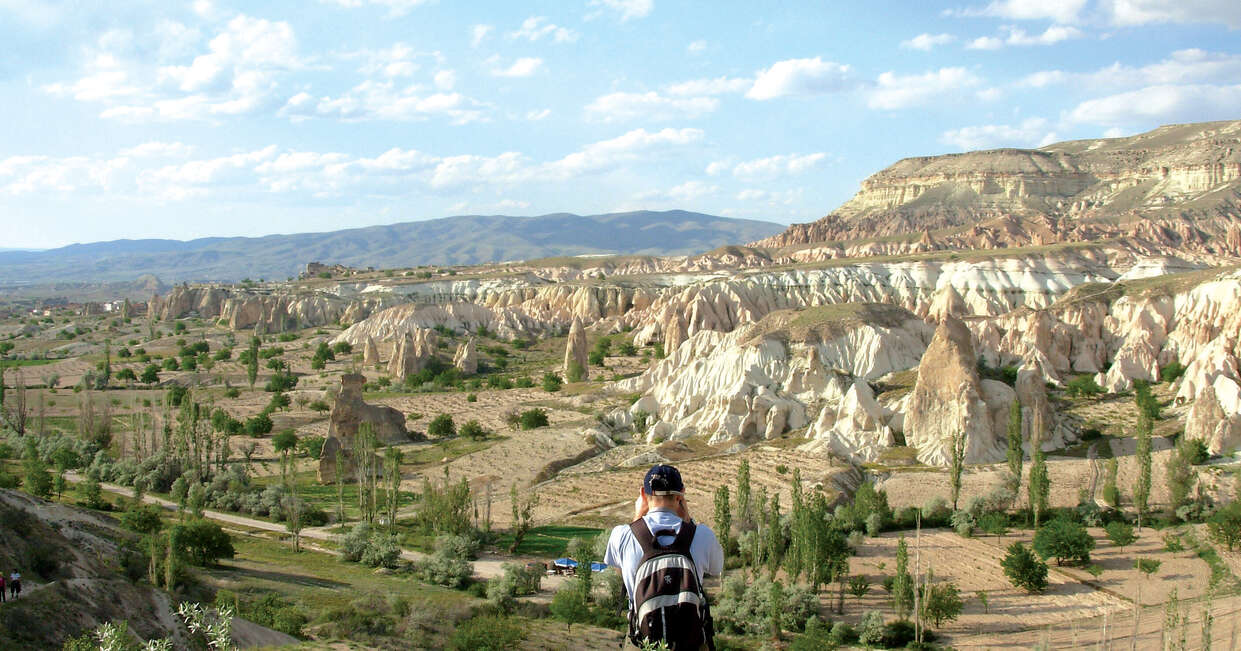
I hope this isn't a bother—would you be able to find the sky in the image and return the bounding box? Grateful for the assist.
[1,0,1240,249]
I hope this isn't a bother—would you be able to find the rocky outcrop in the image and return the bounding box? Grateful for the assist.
[613,304,932,447]
[363,336,380,365]
[453,338,478,375]
[757,120,1241,255]
[388,329,437,381]
[1184,375,1241,454]
[564,316,589,380]
[151,285,397,333]
[904,314,1013,465]
[320,373,415,482]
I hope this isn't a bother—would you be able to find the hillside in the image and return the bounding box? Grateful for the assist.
[757,119,1241,253]
[0,210,784,284]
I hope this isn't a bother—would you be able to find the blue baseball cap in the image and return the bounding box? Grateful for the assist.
[643,464,684,496]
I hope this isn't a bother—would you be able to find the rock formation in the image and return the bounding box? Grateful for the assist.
[319,373,416,482]
[1185,376,1241,454]
[388,328,437,381]
[453,338,478,375]
[564,316,589,380]
[904,314,1013,465]
[363,336,380,365]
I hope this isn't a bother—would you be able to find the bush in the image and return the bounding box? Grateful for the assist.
[541,372,562,393]
[518,408,550,430]
[361,532,401,569]
[1184,438,1210,465]
[415,553,472,588]
[1033,518,1095,566]
[342,523,373,562]
[858,610,885,647]
[1066,374,1104,397]
[1208,500,1241,551]
[245,413,274,436]
[449,616,526,651]
[1104,521,1136,549]
[428,413,456,438]
[460,420,489,441]
[1002,542,1049,593]
[120,504,164,534]
[175,519,235,566]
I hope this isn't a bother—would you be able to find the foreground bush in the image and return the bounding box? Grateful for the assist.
[449,615,526,651]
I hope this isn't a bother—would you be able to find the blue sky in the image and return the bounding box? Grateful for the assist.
[2,0,1240,249]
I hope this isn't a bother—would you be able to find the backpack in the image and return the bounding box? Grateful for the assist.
[626,519,715,651]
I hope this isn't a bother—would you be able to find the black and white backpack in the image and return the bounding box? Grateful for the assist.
[626,519,715,651]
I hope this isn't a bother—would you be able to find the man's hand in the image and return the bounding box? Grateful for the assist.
[634,490,649,520]
[675,496,691,522]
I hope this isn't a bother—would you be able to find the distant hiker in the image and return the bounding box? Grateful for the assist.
[8,571,18,600]
[604,464,723,650]
[0,573,6,603]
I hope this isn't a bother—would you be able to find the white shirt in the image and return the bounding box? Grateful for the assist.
[603,508,724,607]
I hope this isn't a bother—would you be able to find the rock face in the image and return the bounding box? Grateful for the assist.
[388,329,437,381]
[904,314,1013,465]
[614,304,932,447]
[1185,376,1241,454]
[564,316,589,380]
[453,338,478,375]
[757,120,1241,256]
[363,336,380,365]
[319,373,416,483]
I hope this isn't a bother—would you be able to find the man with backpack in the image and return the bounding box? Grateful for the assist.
[604,464,724,650]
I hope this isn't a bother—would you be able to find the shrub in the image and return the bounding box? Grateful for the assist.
[428,414,456,438]
[415,553,472,588]
[1104,521,1136,550]
[1208,500,1241,551]
[1033,518,1095,566]
[175,519,235,566]
[341,523,373,562]
[120,504,165,534]
[361,532,401,569]
[1065,374,1104,397]
[460,420,489,441]
[858,610,885,647]
[245,413,274,436]
[466,393,478,403]
[518,408,550,430]
[448,616,525,651]
[1001,542,1048,593]
[1184,439,1210,465]
[541,372,562,393]
[566,360,586,382]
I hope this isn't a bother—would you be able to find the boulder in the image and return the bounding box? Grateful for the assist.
[904,314,1009,466]
[319,374,415,483]
[563,316,589,380]
[453,338,478,375]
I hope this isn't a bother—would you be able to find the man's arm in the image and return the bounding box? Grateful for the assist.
[699,526,725,577]
[602,524,625,568]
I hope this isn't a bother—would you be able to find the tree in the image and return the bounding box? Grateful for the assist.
[174,519,235,566]
[1166,437,1197,517]
[1104,521,1136,551]
[769,579,785,640]
[922,580,963,628]
[1032,518,1095,566]
[1028,442,1049,528]
[1134,413,1153,529]
[1006,399,1023,499]
[22,446,53,499]
[171,477,189,519]
[115,368,137,384]
[549,583,591,632]
[1208,501,1241,551]
[385,446,403,526]
[140,364,160,385]
[978,512,1008,545]
[246,336,259,389]
[1001,542,1048,593]
[78,475,104,509]
[714,484,732,556]
[508,484,538,553]
[1103,456,1120,510]
[737,459,752,528]
[892,536,914,618]
[188,482,207,518]
[460,419,489,441]
[847,575,871,605]
[949,432,967,511]
[428,413,456,438]
[273,429,299,480]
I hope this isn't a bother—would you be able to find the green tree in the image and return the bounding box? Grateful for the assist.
[1104,521,1136,551]
[518,408,549,430]
[1103,456,1120,510]
[246,336,259,389]
[508,484,538,553]
[549,582,591,632]
[170,476,189,518]
[1134,413,1153,529]
[1033,518,1095,566]
[1029,442,1049,528]
[428,413,456,438]
[1006,399,1023,499]
[892,536,914,618]
[847,574,871,605]
[768,579,785,640]
[173,519,235,566]
[140,364,160,384]
[540,371,562,393]
[1207,501,1241,551]
[923,580,964,628]
[460,419,489,440]
[714,484,732,556]
[1166,437,1197,517]
[22,444,53,499]
[1001,542,1048,593]
[736,459,752,528]
[949,431,967,511]
[78,475,104,509]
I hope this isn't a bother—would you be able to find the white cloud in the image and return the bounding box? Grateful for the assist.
[868,67,981,110]
[902,33,956,50]
[967,25,1083,49]
[746,57,855,100]
[687,40,707,54]
[119,141,195,158]
[545,127,702,179]
[955,0,1087,23]
[434,70,456,90]
[321,0,433,17]
[352,43,424,78]
[584,91,717,122]
[509,16,579,43]
[940,117,1058,149]
[1016,70,1068,87]
[1066,83,1241,126]
[490,57,543,78]
[1019,50,1241,89]
[712,153,829,181]
[638,180,719,203]
[665,76,751,97]
[470,24,493,47]
[280,81,487,124]
[1103,0,1241,29]
[588,0,653,21]
[526,108,551,120]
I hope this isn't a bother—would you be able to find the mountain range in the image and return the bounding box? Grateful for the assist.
[0,210,784,284]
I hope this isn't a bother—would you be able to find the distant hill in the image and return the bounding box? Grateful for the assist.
[0,210,784,283]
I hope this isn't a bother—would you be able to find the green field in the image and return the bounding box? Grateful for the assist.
[493,525,604,557]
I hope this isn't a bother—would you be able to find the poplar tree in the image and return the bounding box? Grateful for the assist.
[950,432,967,511]
[246,336,260,389]
[736,459,752,528]
[1029,444,1049,528]
[713,484,732,557]
[1135,412,1152,529]
[892,536,914,619]
[1006,399,1023,497]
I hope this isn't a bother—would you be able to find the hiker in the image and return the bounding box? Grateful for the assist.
[604,464,724,650]
[0,572,5,603]
[8,571,18,600]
